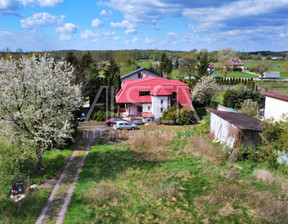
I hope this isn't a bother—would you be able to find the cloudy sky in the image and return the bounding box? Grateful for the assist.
[1,0,288,52]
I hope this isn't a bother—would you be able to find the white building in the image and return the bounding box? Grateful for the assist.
[209,110,263,149]
[262,92,288,121]
[120,67,161,87]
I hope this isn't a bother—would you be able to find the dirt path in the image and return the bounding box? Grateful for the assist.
[35,123,109,224]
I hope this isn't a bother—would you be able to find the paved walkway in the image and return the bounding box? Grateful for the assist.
[35,123,108,224]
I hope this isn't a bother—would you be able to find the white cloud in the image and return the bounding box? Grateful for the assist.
[19,0,63,7]
[110,20,138,34]
[21,12,64,31]
[56,23,78,40]
[166,32,178,40]
[0,0,18,15]
[92,18,103,28]
[143,38,155,44]
[100,9,113,16]
[183,0,288,23]
[0,30,13,37]
[80,29,115,40]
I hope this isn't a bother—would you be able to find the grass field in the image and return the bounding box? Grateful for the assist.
[64,123,288,223]
[3,148,73,224]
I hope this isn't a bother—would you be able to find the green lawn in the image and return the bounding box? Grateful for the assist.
[64,125,288,223]
[255,81,288,94]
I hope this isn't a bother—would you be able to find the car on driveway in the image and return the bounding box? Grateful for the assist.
[106,117,123,126]
[113,121,137,130]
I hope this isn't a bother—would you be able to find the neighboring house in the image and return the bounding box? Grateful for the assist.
[120,67,161,87]
[116,75,196,122]
[228,57,245,71]
[209,110,263,148]
[262,92,288,121]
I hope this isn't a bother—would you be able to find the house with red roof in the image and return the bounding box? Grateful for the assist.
[228,57,245,71]
[116,75,195,122]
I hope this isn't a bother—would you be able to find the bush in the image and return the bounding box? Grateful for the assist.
[239,99,259,118]
[161,105,197,125]
[233,67,242,71]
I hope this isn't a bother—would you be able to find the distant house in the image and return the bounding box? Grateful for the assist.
[262,92,288,121]
[120,67,161,87]
[209,110,263,148]
[116,75,196,122]
[228,57,245,71]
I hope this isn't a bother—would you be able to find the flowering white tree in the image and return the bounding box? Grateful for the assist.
[192,76,218,106]
[0,55,82,169]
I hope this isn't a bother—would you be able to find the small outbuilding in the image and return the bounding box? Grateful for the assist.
[262,92,288,121]
[209,110,263,149]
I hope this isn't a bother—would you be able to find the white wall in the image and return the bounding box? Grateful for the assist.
[210,113,236,148]
[264,97,288,121]
[121,70,160,86]
[124,104,138,117]
[142,103,152,113]
[152,96,169,119]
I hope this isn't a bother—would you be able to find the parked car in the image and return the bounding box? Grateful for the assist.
[106,117,123,126]
[131,119,144,125]
[113,121,137,130]
[77,113,86,121]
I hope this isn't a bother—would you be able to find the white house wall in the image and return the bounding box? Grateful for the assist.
[125,104,138,117]
[264,97,288,121]
[121,70,160,86]
[151,96,169,119]
[142,103,152,113]
[210,113,236,148]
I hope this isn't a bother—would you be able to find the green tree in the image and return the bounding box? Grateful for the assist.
[159,53,173,75]
[284,60,288,74]
[196,53,211,80]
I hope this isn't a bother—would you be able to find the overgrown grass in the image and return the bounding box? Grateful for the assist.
[64,124,288,223]
[216,71,256,78]
[3,148,73,224]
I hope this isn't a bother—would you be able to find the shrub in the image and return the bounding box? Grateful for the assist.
[233,67,242,71]
[239,99,259,118]
[223,89,242,109]
[161,106,197,125]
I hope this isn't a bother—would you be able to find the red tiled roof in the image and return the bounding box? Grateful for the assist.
[116,76,194,110]
[262,92,288,102]
[228,57,244,66]
[142,112,154,118]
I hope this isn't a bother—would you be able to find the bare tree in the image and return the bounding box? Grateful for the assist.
[253,59,272,82]
[179,55,198,80]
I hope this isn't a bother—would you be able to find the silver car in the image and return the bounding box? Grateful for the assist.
[113,121,137,130]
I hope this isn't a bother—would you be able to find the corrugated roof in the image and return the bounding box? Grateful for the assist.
[262,92,288,102]
[120,67,160,80]
[209,109,263,131]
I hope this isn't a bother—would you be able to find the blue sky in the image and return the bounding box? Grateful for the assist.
[0,0,288,52]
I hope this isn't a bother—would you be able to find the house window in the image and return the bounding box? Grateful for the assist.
[148,106,151,110]
[139,91,150,96]
[138,72,143,79]
[172,92,177,100]
[161,100,164,104]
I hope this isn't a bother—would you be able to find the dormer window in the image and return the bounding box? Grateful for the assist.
[139,91,150,96]
[138,72,143,79]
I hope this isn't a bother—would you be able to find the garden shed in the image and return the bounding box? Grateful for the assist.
[209,110,263,149]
